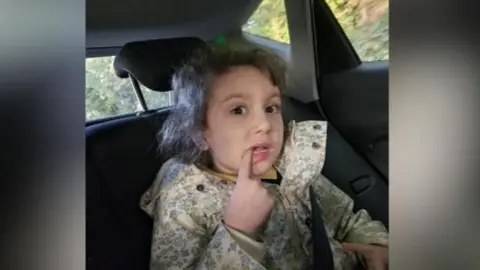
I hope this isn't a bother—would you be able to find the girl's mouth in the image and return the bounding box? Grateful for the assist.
[252,146,272,163]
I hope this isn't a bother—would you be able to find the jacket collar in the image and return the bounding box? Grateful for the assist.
[274,120,328,194]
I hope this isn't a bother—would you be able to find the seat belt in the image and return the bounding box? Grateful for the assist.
[310,186,334,270]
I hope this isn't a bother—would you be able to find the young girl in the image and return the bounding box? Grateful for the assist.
[140,44,388,270]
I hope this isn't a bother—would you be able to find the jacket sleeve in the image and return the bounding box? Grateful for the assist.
[310,174,388,246]
[150,206,268,270]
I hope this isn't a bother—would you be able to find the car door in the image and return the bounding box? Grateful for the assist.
[313,0,389,180]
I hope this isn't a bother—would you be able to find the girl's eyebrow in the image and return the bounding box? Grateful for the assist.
[221,93,246,103]
[221,88,280,104]
[269,92,281,99]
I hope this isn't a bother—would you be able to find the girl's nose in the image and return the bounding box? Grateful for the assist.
[252,111,272,134]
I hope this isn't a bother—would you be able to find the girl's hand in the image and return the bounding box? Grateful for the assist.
[224,149,275,235]
[342,242,388,270]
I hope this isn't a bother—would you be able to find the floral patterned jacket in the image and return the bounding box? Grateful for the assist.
[140,120,388,270]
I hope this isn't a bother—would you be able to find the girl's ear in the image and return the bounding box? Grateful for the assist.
[192,131,209,151]
[199,130,211,151]
[199,140,210,151]
[196,134,210,151]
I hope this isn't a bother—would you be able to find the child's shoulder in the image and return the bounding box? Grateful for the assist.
[274,120,328,183]
[285,120,328,136]
[139,159,219,217]
[283,120,328,152]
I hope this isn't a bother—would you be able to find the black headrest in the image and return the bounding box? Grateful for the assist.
[114,37,207,91]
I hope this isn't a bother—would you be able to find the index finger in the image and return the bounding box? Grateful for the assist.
[237,149,253,181]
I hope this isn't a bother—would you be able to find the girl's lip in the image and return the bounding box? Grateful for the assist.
[250,142,273,150]
[252,149,270,163]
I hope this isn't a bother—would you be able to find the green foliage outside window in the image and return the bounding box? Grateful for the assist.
[85,56,171,121]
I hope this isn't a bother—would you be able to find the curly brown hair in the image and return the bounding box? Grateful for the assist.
[158,43,287,164]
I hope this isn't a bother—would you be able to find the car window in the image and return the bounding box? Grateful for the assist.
[242,0,290,44]
[140,84,173,110]
[85,56,172,121]
[326,0,389,61]
[243,0,388,62]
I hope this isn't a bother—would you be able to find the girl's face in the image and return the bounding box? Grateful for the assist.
[203,65,284,177]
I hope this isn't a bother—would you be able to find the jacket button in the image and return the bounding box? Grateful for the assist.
[312,142,320,149]
[305,217,312,227]
[313,124,322,130]
[196,184,204,191]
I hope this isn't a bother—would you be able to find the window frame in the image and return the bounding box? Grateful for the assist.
[86,47,121,58]
[311,0,362,74]
[323,0,388,62]
[243,0,385,75]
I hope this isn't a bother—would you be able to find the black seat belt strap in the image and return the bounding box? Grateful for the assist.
[310,185,335,270]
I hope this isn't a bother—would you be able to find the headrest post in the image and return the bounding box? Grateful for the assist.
[128,74,149,112]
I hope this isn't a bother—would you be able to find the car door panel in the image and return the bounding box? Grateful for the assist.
[319,61,389,179]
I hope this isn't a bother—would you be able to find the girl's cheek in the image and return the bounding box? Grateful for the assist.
[272,114,284,123]
[229,115,248,126]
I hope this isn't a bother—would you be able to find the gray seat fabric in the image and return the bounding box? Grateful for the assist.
[86,111,167,270]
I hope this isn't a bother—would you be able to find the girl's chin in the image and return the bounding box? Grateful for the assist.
[251,162,273,177]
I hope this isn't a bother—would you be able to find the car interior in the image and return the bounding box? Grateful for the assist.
[86,0,389,269]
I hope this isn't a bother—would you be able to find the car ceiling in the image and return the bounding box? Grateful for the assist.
[86,0,261,49]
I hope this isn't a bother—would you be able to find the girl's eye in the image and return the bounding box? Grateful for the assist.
[266,104,281,114]
[231,106,248,115]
